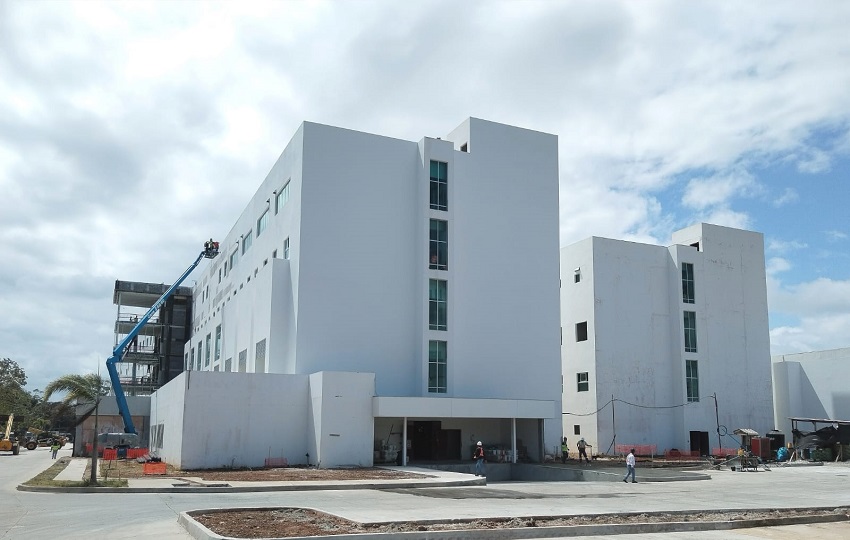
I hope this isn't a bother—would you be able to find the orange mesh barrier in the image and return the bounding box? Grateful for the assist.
[143,462,167,475]
[615,444,657,456]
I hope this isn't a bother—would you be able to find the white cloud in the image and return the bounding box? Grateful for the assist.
[825,230,848,241]
[766,257,791,275]
[767,238,808,253]
[772,187,799,207]
[4,1,850,388]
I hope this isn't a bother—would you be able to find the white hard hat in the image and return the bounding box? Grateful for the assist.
[477,441,482,445]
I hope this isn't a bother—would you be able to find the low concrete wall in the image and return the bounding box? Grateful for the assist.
[415,463,709,482]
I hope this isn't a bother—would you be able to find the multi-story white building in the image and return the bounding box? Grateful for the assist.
[150,118,563,468]
[560,224,774,456]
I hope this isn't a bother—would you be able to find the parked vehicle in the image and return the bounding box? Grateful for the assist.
[0,414,20,455]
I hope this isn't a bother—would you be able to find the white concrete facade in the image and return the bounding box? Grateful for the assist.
[772,347,850,437]
[560,224,774,455]
[151,118,562,468]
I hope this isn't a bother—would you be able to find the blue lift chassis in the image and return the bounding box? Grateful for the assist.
[105,241,219,434]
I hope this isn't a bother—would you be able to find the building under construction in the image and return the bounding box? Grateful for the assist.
[112,280,192,395]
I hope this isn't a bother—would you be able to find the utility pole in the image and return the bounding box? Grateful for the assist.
[712,393,721,452]
[611,394,616,453]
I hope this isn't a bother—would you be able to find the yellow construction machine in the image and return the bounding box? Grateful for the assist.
[0,414,21,455]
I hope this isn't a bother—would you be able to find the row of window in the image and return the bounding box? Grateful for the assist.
[188,332,268,374]
[573,360,699,402]
[428,160,448,393]
[224,181,292,276]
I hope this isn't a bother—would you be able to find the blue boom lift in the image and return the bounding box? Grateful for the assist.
[106,240,219,434]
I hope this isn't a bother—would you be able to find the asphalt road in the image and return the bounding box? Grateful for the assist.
[2,447,849,539]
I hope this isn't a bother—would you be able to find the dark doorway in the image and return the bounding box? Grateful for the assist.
[690,430,710,456]
[411,422,461,461]
[411,421,439,460]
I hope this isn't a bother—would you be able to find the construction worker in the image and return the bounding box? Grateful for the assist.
[577,437,591,464]
[473,441,486,476]
[561,437,569,463]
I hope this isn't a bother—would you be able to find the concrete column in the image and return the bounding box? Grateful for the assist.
[402,417,407,466]
[512,417,517,463]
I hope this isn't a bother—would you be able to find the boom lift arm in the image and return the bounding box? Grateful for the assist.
[106,241,219,434]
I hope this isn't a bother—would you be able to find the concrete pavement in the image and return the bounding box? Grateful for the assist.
[3,448,850,539]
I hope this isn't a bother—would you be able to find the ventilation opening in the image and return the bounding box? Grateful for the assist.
[460,142,468,152]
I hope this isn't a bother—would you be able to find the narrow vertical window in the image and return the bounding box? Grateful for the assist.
[224,358,232,372]
[429,279,447,330]
[242,230,253,254]
[283,237,290,260]
[574,268,581,283]
[214,325,222,361]
[684,311,697,353]
[682,262,695,304]
[429,219,448,270]
[229,249,238,270]
[238,349,247,372]
[205,333,211,366]
[429,160,448,211]
[185,352,190,371]
[686,360,699,402]
[428,340,447,393]
[577,372,589,392]
[257,209,269,237]
[255,339,266,373]
[275,181,291,214]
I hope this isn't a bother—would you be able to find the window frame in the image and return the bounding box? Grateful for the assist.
[283,237,290,260]
[684,311,697,353]
[577,372,589,392]
[686,359,699,402]
[257,209,269,237]
[428,340,447,393]
[429,219,448,270]
[429,279,448,331]
[682,262,695,304]
[275,181,291,214]
[214,325,222,361]
[429,160,448,211]
[575,321,588,342]
[242,230,253,254]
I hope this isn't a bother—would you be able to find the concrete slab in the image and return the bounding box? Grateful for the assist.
[53,457,88,481]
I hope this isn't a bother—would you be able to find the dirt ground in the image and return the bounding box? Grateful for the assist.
[194,507,850,538]
[95,459,429,481]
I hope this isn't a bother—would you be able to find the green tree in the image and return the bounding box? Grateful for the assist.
[0,358,33,426]
[44,373,109,484]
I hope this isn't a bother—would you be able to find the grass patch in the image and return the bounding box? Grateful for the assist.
[22,456,127,488]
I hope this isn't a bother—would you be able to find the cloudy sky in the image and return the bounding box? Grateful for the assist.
[1,0,849,392]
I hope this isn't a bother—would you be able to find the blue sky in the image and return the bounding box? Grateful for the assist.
[1,0,849,391]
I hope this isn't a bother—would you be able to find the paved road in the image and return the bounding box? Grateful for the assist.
[2,447,849,539]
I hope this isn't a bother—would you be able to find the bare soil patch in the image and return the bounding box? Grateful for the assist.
[95,459,427,482]
[194,507,850,539]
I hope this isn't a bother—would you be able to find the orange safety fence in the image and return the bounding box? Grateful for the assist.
[712,447,739,457]
[143,462,167,475]
[84,445,149,460]
[264,457,289,468]
[664,449,701,460]
[615,444,657,456]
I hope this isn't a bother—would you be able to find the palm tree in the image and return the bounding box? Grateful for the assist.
[44,373,109,484]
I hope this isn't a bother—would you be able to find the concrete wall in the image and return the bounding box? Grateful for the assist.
[308,372,376,468]
[772,348,850,437]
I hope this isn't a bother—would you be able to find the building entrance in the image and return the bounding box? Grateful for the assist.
[690,430,710,456]
[411,421,461,461]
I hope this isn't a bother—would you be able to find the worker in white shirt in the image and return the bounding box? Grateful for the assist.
[623,448,637,483]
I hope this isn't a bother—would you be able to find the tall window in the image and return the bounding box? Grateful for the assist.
[429,219,448,270]
[428,340,447,393]
[214,325,222,361]
[229,249,238,271]
[577,372,589,392]
[429,279,447,330]
[275,181,290,214]
[686,360,699,402]
[205,334,211,366]
[238,349,247,372]
[190,348,195,370]
[283,237,290,260]
[257,209,269,237]
[185,352,190,371]
[684,311,697,353]
[255,339,266,373]
[242,230,253,254]
[682,262,695,304]
[575,321,588,342]
[429,160,448,211]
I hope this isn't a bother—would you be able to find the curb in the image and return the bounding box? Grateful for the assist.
[179,507,850,540]
[17,477,486,494]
